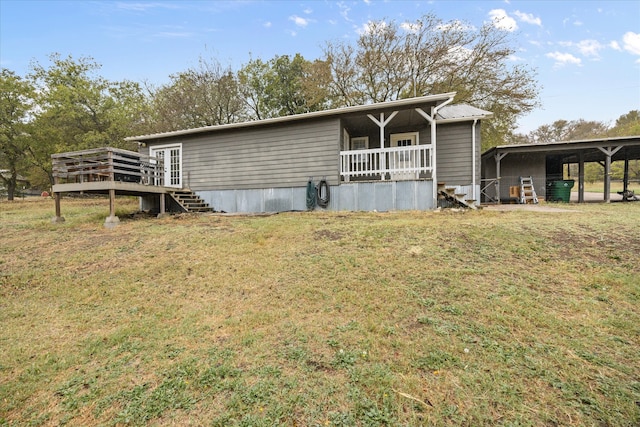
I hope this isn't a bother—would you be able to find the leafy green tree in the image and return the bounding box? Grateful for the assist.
[27,54,145,186]
[322,14,540,149]
[0,69,34,200]
[528,119,609,144]
[611,110,640,137]
[238,54,330,121]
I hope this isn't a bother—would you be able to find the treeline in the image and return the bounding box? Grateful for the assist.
[513,113,640,183]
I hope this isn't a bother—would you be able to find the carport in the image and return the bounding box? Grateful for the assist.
[481,135,640,203]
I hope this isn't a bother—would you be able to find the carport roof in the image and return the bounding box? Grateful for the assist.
[482,135,640,163]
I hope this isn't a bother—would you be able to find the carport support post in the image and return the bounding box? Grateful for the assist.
[598,146,622,203]
[604,152,611,203]
[623,150,629,196]
[578,152,585,203]
[494,152,507,204]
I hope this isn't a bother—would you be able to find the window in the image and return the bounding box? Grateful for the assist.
[351,137,369,165]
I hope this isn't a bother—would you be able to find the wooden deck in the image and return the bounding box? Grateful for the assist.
[51,147,171,224]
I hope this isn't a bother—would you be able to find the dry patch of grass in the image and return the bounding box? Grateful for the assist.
[1,197,639,425]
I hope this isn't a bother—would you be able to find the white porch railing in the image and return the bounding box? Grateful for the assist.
[340,144,433,181]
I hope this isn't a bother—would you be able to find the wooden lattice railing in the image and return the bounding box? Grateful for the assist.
[52,147,164,186]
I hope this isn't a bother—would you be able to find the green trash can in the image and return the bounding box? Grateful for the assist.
[550,180,574,202]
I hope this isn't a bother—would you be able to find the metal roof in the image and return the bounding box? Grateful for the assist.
[482,135,640,163]
[436,104,493,122]
[125,92,492,142]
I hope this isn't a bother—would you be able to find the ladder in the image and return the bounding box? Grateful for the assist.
[519,176,538,204]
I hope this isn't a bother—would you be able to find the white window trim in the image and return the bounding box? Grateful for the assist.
[150,142,183,188]
[390,132,419,146]
[350,136,369,150]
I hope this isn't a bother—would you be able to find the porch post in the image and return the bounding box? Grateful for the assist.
[367,111,398,181]
[380,116,386,180]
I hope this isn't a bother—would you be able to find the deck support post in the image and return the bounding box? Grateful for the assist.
[51,192,65,223]
[104,188,120,228]
[157,192,168,218]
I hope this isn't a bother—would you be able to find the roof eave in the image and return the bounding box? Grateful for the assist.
[436,113,493,124]
[126,92,457,142]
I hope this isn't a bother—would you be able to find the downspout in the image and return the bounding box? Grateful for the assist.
[472,119,478,204]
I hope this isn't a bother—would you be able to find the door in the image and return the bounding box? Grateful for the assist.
[390,132,418,180]
[150,144,182,188]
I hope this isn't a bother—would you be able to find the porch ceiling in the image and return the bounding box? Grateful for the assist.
[342,108,431,135]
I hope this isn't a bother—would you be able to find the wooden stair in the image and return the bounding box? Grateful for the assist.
[168,190,215,213]
[437,182,478,210]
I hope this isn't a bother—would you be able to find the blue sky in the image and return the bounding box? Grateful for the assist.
[1,0,639,134]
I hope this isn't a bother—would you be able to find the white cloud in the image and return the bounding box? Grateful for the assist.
[436,20,475,32]
[488,9,517,32]
[263,21,272,29]
[303,8,312,14]
[337,2,352,22]
[156,31,193,38]
[357,20,387,36]
[576,39,603,57]
[115,2,180,12]
[546,51,582,67]
[622,31,640,55]
[401,22,421,34]
[514,10,542,26]
[289,15,309,28]
[610,41,621,51]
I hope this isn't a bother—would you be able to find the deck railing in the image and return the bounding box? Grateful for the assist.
[52,147,164,186]
[340,144,433,181]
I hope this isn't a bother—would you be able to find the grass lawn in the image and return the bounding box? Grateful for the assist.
[581,181,636,193]
[1,197,639,426]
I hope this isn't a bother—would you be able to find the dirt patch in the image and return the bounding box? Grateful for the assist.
[483,203,572,212]
[314,229,345,241]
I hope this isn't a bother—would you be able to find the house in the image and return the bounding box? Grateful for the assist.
[481,136,640,203]
[125,93,492,214]
[0,170,30,199]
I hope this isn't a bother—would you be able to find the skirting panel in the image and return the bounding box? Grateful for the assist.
[197,180,435,213]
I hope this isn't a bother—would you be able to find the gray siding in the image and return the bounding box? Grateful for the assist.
[436,122,480,186]
[149,118,341,191]
[482,152,547,200]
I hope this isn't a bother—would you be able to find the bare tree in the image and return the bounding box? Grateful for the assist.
[150,57,244,132]
[322,14,540,148]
